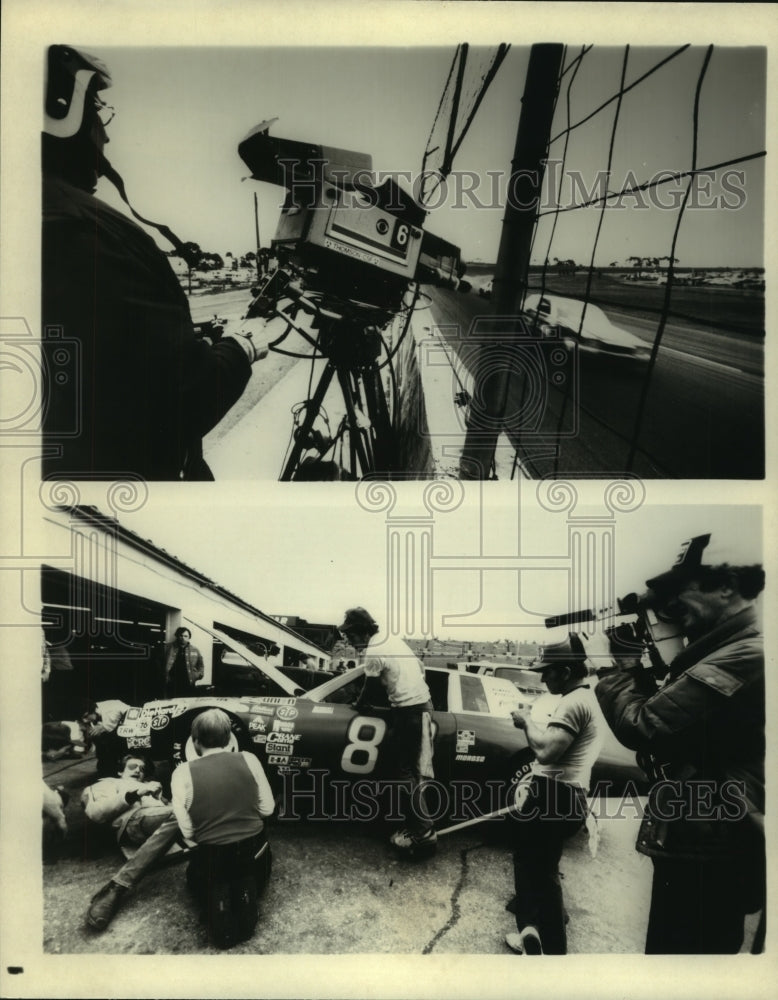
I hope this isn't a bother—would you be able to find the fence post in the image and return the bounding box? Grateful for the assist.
[460,43,564,479]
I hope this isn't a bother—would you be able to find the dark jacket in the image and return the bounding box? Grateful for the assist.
[163,641,205,691]
[596,606,764,861]
[42,176,251,480]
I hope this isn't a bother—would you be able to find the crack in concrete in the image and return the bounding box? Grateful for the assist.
[422,843,484,954]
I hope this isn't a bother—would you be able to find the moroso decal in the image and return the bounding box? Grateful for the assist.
[276,706,298,721]
[455,754,486,763]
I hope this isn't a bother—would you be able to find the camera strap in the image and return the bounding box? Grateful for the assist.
[99,153,192,260]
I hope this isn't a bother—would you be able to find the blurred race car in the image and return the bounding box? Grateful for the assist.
[523,293,651,364]
[116,628,644,823]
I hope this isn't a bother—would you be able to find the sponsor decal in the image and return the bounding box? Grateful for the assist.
[311,706,335,715]
[457,730,476,744]
[267,734,300,748]
[268,754,291,765]
[455,754,486,763]
[249,718,267,732]
[250,705,275,717]
[126,707,141,720]
[289,757,312,768]
[118,720,150,738]
[272,720,295,734]
[150,714,170,730]
[276,706,299,721]
[127,736,152,749]
[252,734,268,744]
[261,697,297,706]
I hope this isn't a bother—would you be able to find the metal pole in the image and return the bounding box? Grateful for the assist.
[254,192,261,281]
[460,44,564,479]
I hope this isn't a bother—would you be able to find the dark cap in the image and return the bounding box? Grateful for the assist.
[530,633,587,671]
[645,534,711,596]
[339,607,379,636]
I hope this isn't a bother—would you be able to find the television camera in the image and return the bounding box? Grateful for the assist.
[236,121,464,481]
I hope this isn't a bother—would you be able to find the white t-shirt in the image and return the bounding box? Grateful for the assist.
[362,635,431,708]
[532,684,605,790]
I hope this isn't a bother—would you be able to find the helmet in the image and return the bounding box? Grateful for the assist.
[44,44,112,140]
[339,607,379,637]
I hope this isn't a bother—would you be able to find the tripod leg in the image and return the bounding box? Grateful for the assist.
[362,366,394,473]
[280,361,337,481]
[336,368,374,477]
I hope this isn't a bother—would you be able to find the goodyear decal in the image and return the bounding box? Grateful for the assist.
[455,754,486,763]
[276,706,298,721]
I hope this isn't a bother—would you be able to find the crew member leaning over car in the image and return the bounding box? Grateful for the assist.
[342,607,437,857]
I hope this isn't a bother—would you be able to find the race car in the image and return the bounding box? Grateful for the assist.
[522,293,652,365]
[116,629,644,824]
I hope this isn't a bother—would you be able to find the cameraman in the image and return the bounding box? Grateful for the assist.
[42,45,269,480]
[596,536,765,953]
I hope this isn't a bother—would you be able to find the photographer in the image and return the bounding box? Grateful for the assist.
[42,45,269,481]
[596,535,765,954]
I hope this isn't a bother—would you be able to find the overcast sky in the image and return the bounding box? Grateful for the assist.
[85,485,764,644]
[87,43,765,268]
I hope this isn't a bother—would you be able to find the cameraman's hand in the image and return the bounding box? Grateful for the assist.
[225,329,270,364]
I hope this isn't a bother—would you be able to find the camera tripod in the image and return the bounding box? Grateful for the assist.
[276,299,402,481]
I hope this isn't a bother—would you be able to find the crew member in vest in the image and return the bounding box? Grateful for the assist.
[162,627,204,698]
[171,709,274,947]
[505,634,605,956]
[341,607,437,856]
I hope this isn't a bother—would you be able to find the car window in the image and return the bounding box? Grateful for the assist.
[321,676,363,705]
[424,669,449,712]
[459,674,490,714]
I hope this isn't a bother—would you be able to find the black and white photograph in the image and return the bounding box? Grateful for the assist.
[37,33,764,481]
[0,2,776,1000]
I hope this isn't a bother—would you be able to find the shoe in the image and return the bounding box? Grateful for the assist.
[86,881,127,931]
[389,828,413,849]
[520,926,543,954]
[505,932,524,954]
